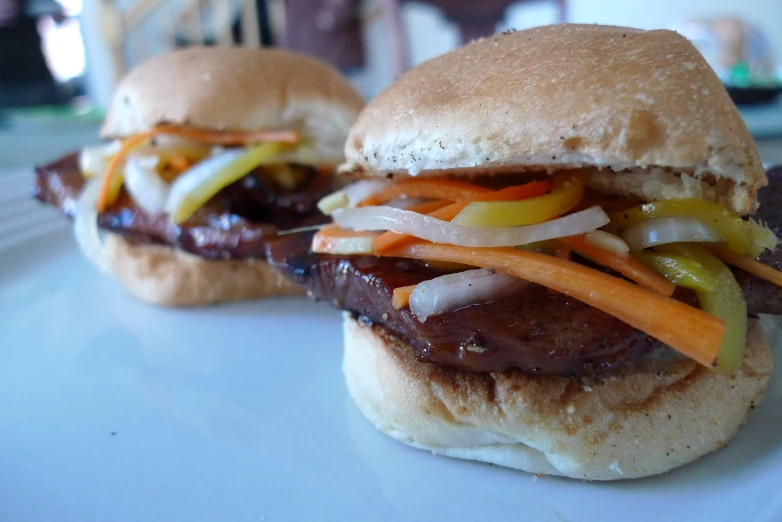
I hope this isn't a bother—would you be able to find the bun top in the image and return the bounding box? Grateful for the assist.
[102,47,365,165]
[343,24,765,214]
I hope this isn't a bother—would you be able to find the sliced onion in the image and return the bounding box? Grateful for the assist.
[585,230,630,257]
[317,190,349,215]
[331,205,610,248]
[317,236,376,255]
[343,180,392,207]
[409,268,526,322]
[748,219,778,257]
[385,196,430,209]
[73,178,112,275]
[317,180,394,216]
[622,216,724,251]
[124,156,170,215]
[79,141,120,178]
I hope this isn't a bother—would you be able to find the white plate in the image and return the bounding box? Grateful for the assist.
[2,170,781,522]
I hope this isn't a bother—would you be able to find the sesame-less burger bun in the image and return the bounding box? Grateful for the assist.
[102,234,303,306]
[85,48,363,306]
[343,315,773,480]
[102,47,365,166]
[343,24,765,214]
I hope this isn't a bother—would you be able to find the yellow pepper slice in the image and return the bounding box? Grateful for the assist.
[656,243,746,373]
[168,142,285,224]
[633,250,715,292]
[451,176,584,227]
[106,169,125,208]
[608,199,757,255]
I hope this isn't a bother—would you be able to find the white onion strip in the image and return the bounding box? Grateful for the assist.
[73,178,112,275]
[409,268,526,322]
[585,230,630,257]
[622,216,724,251]
[343,180,392,207]
[124,156,170,215]
[331,205,610,248]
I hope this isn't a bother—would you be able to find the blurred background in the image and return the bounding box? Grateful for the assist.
[1,0,781,169]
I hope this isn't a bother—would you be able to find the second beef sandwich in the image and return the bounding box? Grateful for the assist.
[34,47,364,306]
[269,24,782,480]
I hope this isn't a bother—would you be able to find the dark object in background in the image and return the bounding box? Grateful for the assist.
[282,0,364,72]
[726,86,782,106]
[174,0,274,48]
[0,0,66,108]
[383,0,567,77]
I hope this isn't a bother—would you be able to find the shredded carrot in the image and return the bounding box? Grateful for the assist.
[554,246,571,260]
[392,285,417,309]
[96,131,158,212]
[312,225,377,255]
[548,247,572,295]
[423,259,473,271]
[405,199,452,214]
[152,124,299,145]
[310,225,378,253]
[168,155,194,173]
[372,182,552,254]
[558,235,676,297]
[96,125,299,212]
[376,241,724,368]
[708,245,782,288]
[359,179,493,206]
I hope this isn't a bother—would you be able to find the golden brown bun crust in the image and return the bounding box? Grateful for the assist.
[102,47,365,165]
[343,315,773,480]
[103,234,302,307]
[343,24,765,214]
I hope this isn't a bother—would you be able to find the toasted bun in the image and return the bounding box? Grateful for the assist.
[99,234,302,307]
[343,24,765,214]
[102,47,365,165]
[343,315,773,480]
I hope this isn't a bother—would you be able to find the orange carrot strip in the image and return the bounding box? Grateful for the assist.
[554,246,571,260]
[310,225,378,254]
[405,199,452,214]
[548,246,572,295]
[558,235,676,297]
[359,179,493,207]
[708,245,782,288]
[152,124,299,144]
[97,131,158,212]
[380,241,724,368]
[373,182,552,254]
[392,285,417,310]
[96,125,299,212]
[168,155,194,173]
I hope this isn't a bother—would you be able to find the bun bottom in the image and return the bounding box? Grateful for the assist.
[97,234,302,306]
[342,314,773,480]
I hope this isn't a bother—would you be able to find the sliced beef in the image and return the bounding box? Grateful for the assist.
[737,165,782,314]
[267,168,782,375]
[267,232,677,375]
[33,152,331,260]
[33,153,84,218]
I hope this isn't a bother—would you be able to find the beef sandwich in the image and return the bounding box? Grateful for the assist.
[34,47,364,306]
[268,24,782,480]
